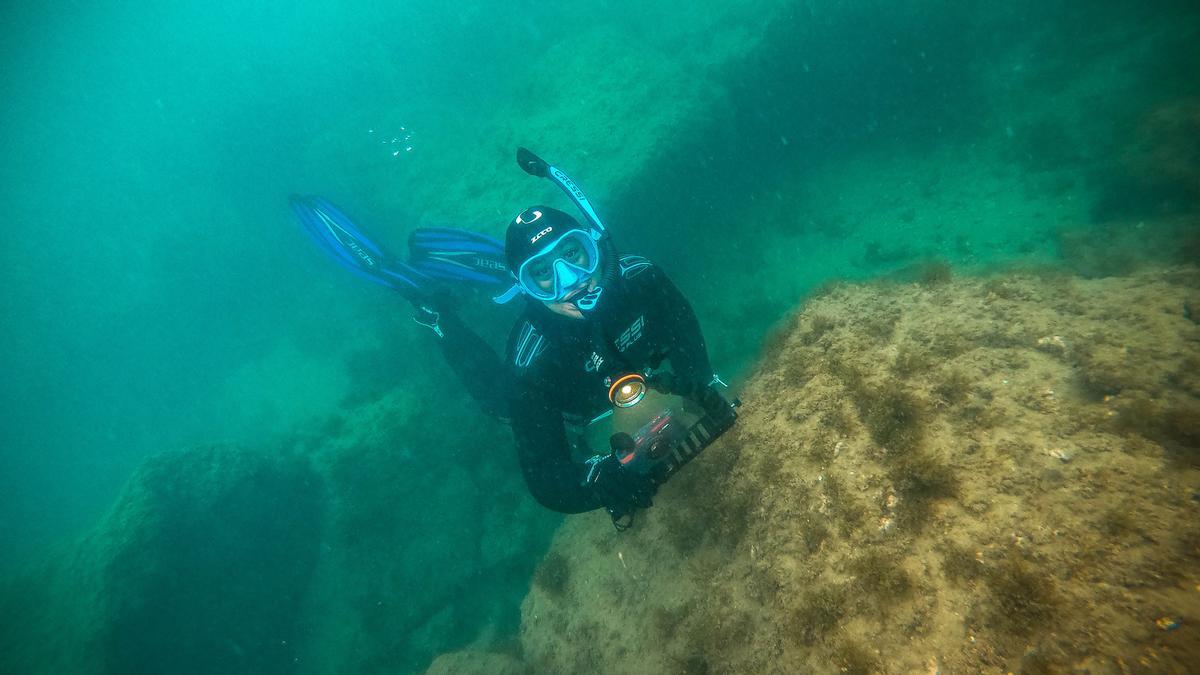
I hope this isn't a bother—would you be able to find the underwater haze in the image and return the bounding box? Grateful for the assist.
[0,0,581,565]
[1,1,1197,673]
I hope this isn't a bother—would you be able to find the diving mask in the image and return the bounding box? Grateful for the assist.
[515,228,602,302]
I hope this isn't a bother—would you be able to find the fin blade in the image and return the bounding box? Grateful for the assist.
[290,194,417,295]
[408,227,510,286]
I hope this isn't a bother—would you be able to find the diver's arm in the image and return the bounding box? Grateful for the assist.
[643,265,715,384]
[436,310,510,419]
[510,380,601,514]
[427,310,510,420]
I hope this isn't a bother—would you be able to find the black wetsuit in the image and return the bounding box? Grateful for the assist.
[501,254,714,513]
[429,253,714,513]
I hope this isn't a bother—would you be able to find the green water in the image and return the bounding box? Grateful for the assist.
[0,1,1196,673]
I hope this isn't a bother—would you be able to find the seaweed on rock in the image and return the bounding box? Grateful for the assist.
[508,265,1200,674]
[849,549,913,601]
[790,584,848,645]
[534,552,571,597]
[984,551,1059,637]
[889,450,959,530]
[855,378,928,455]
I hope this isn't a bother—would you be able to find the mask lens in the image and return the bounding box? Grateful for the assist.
[518,230,599,300]
[528,259,553,282]
[555,237,589,268]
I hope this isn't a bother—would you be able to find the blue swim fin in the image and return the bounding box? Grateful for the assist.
[290,194,430,298]
[408,227,510,287]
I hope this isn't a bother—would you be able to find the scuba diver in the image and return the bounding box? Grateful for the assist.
[291,148,737,528]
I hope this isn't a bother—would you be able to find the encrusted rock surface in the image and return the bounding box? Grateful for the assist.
[510,266,1200,674]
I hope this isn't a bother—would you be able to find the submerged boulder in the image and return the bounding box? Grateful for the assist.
[0,443,324,675]
[96,444,325,675]
[505,266,1200,674]
[0,380,560,675]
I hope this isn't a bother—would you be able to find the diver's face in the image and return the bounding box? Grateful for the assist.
[527,237,590,291]
[544,272,598,320]
[525,235,597,319]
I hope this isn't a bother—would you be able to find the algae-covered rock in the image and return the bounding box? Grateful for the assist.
[98,444,324,674]
[0,443,324,675]
[425,649,528,675]
[502,266,1200,674]
[0,388,559,675]
[295,388,560,674]
[309,0,792,230]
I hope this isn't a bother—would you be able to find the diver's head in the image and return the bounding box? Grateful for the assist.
[504,205,605,318]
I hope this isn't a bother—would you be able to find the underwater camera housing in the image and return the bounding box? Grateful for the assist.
[600,372,740,529]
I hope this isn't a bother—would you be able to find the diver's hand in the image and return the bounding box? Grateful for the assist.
[408,289,457,338]
[411,304,443,337]
[656,374,736,426]
[696,385,736,425]
[584,453,657,514]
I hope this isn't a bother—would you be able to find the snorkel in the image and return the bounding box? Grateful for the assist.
[494,148,619,314]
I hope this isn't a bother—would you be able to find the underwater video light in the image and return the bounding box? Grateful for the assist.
[607,373,647,408]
